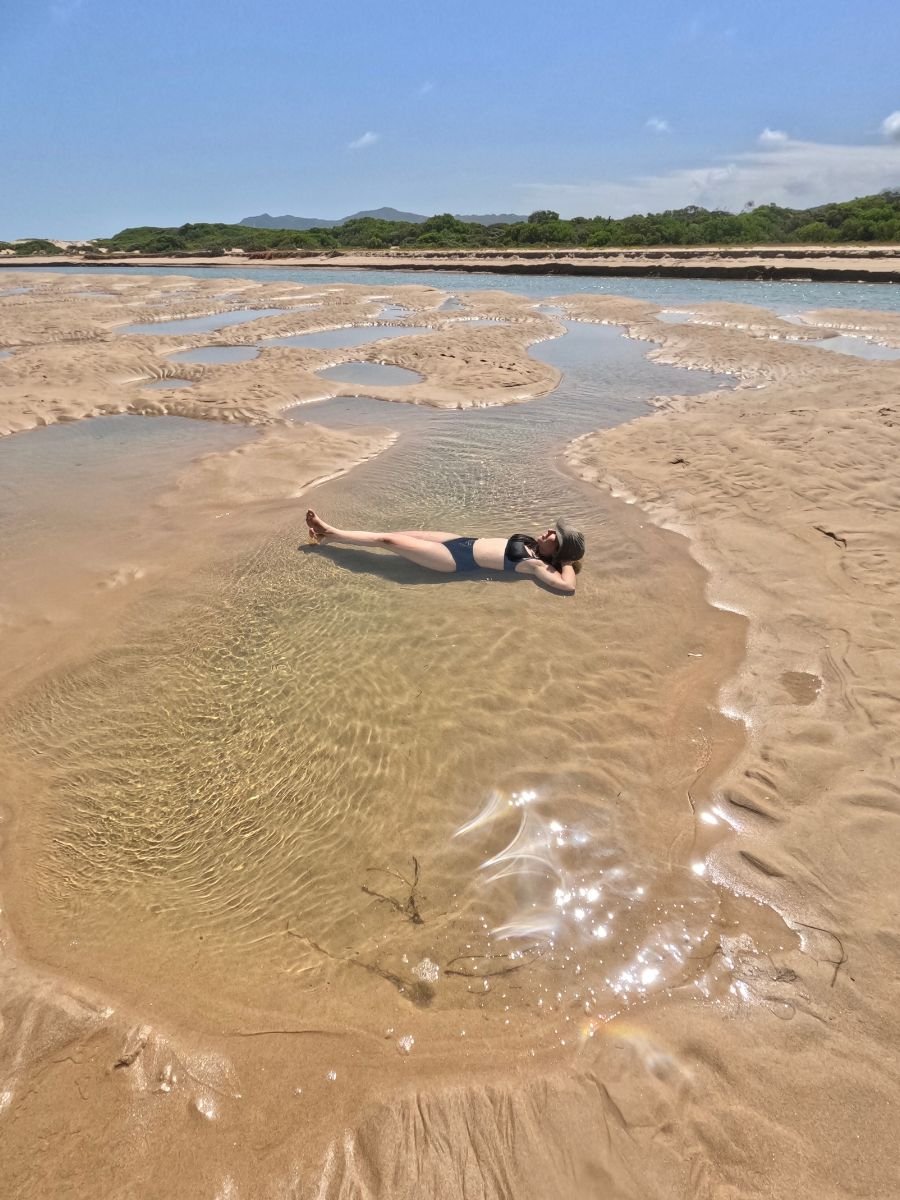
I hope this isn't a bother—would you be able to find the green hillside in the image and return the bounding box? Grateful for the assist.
[5,192,900,255]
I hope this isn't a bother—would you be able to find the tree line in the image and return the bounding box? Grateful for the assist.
[3,192,900,256]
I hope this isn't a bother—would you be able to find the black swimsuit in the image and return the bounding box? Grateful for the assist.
[503,533,539,572]
[442,536,479,572]
[441,533,539,573]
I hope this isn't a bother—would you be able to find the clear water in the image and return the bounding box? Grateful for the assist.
[117,307,288,336]
[265,325,431,350]
[2,322,740,1040]
[27,264,900,314]
[0,349,12,360]
[0,286,30,296]
[168,345,260,365]
[656,310,695,323]
[806,334,900,361]
[0,414,247,613]
[316,361,425,387]
[378,304,411,318]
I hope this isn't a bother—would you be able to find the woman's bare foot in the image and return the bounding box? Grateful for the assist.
[306,509,335,541]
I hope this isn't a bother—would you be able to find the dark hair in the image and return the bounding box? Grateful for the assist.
[547,549,583,573]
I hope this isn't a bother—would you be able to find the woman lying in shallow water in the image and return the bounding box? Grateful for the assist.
[305,510,586,594]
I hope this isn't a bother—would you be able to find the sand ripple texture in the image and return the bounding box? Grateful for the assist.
[0,271,560,435]
[3,337,742,1040]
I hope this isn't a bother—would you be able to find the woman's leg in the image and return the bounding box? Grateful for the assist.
[306,510,457,573]
[392,530,462,543]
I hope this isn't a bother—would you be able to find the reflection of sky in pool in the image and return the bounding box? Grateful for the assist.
[118,308,287,335]
[656,310,695,323]
[805,334,900,361]
[168,346,260,365]
[316,361,424,387]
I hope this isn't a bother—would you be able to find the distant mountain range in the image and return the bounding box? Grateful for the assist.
[239,207,528,230]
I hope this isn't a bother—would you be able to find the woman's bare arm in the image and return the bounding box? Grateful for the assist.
[519,559,577,594]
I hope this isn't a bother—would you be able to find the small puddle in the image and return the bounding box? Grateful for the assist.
[266,326,430,350]
[0,287,30,297]
[141,378,194,390]
[378,304,412,319]
[168,346,260,365]
[535,304,565,317]
[807,334,900,361]
[0,350,12,361]
[439,296,465,311]
[656,310,695,323]
[316,361,424,387]
[119,308,287,336]
[780,671,823,705]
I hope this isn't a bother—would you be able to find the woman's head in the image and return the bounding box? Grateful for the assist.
[537,519,586,566]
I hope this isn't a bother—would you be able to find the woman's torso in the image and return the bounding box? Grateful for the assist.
[471,535,537,572]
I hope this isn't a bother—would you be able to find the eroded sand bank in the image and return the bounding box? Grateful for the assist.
[8,243,900,282]
[0,275,898,1198]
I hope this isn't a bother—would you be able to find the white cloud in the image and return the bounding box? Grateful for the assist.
[645,117,671,134]
[758,128,789,146]
[518,135,900,216]
[348,131,380,151]
[881,111,900,143]
[419,81,435,96]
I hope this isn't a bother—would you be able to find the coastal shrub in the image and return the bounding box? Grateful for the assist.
[84,190,900,255]
[12,239,61,255]
[796,222,837,242]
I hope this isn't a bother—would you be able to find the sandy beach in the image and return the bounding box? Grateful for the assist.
[7,244,900,281]
[0,272,898,1198]
[565,294,900,1197]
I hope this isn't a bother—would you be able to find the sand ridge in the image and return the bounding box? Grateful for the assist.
[0,272,561,437]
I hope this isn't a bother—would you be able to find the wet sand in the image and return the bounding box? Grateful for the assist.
[7,244,900,282]
[0,271,559,436]
[0,275,898,1197]
[565,293,900,1198]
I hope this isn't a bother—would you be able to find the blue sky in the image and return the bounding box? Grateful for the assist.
[2,0,900,238]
